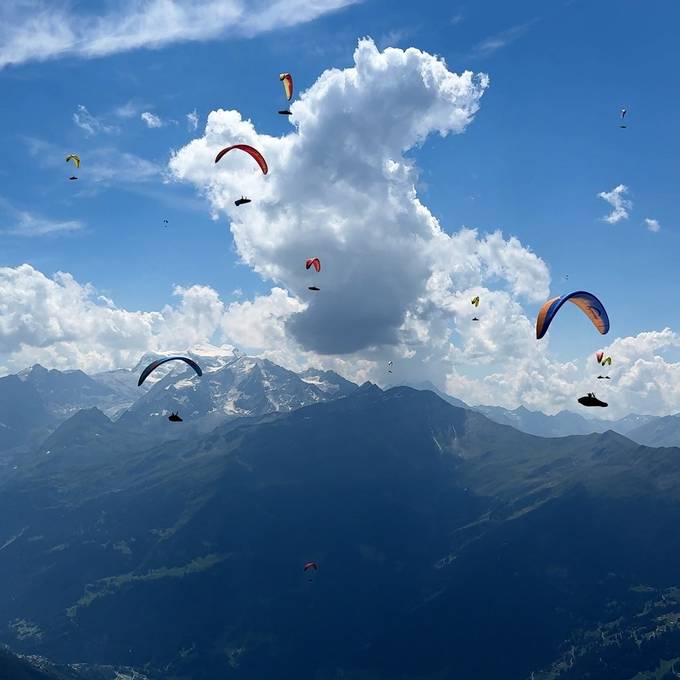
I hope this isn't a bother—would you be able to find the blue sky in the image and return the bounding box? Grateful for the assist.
[0,0,678,416]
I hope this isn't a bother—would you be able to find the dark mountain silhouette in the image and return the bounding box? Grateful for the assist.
[2,385,680,678]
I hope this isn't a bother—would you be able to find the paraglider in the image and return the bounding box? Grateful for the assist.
[620,108,627,128]
[471,296,480,307]
[163,219,169,227]
[66,154,80,180]
[280,73,294,101]
[596,351,612,370]
[278,72,293,115]
[306,258,321,273]
[215,145,268,174]
[235,197,251,206]
[387,360,393,374]
[138,356,203,387]
[536,291,610,340]
[168,412,183,422]
[578,393,608,408]
[304,561,318,582]
[597,376,611,380]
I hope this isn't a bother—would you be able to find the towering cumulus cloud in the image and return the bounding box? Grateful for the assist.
[171,38,548,357]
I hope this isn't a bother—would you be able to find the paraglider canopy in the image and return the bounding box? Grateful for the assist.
[303,562,318,572]
[138,356,203,387]
[280,73,294,101]
[596,350,604,364]
[471,296,480,307]
[214,144,268,174]
[536,291,610,340]
[306,258,321,272]
[66,154,80,168]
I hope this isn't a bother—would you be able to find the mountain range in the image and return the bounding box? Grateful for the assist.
[2,362,680,677]
[1,350,674,462]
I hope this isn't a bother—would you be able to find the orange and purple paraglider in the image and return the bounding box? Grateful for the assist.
[536,291,609,340]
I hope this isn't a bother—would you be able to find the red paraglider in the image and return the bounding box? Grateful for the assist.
[305,258,321,273]
[214,144,268,174]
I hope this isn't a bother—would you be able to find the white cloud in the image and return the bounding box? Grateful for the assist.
[0,0,361,70]
[186,109,199,131]
[645,217,660,233]
[0,265,225,373]
[471,21,536,58]
[598,184,632,224]
[141,111,164,128]
[170,39,521,360]
[73,104,117,136]
[115,100,144,119]
[0,198,83,237]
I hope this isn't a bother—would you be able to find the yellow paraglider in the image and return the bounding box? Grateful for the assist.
[66,154,80,180]
[471,296,480,307]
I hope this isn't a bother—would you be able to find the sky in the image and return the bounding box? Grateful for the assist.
[0,0,679,418]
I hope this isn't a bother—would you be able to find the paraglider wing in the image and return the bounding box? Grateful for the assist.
[602,356,612,366]
[279,73,294,101]
[66,154,80,168]
[138,356,203,387]
[305,258,321,272]
[214,144,268,174]
[536,291,610,340]
[303,562,318,572]
[596,351,604,364]
[471,296,480,307]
